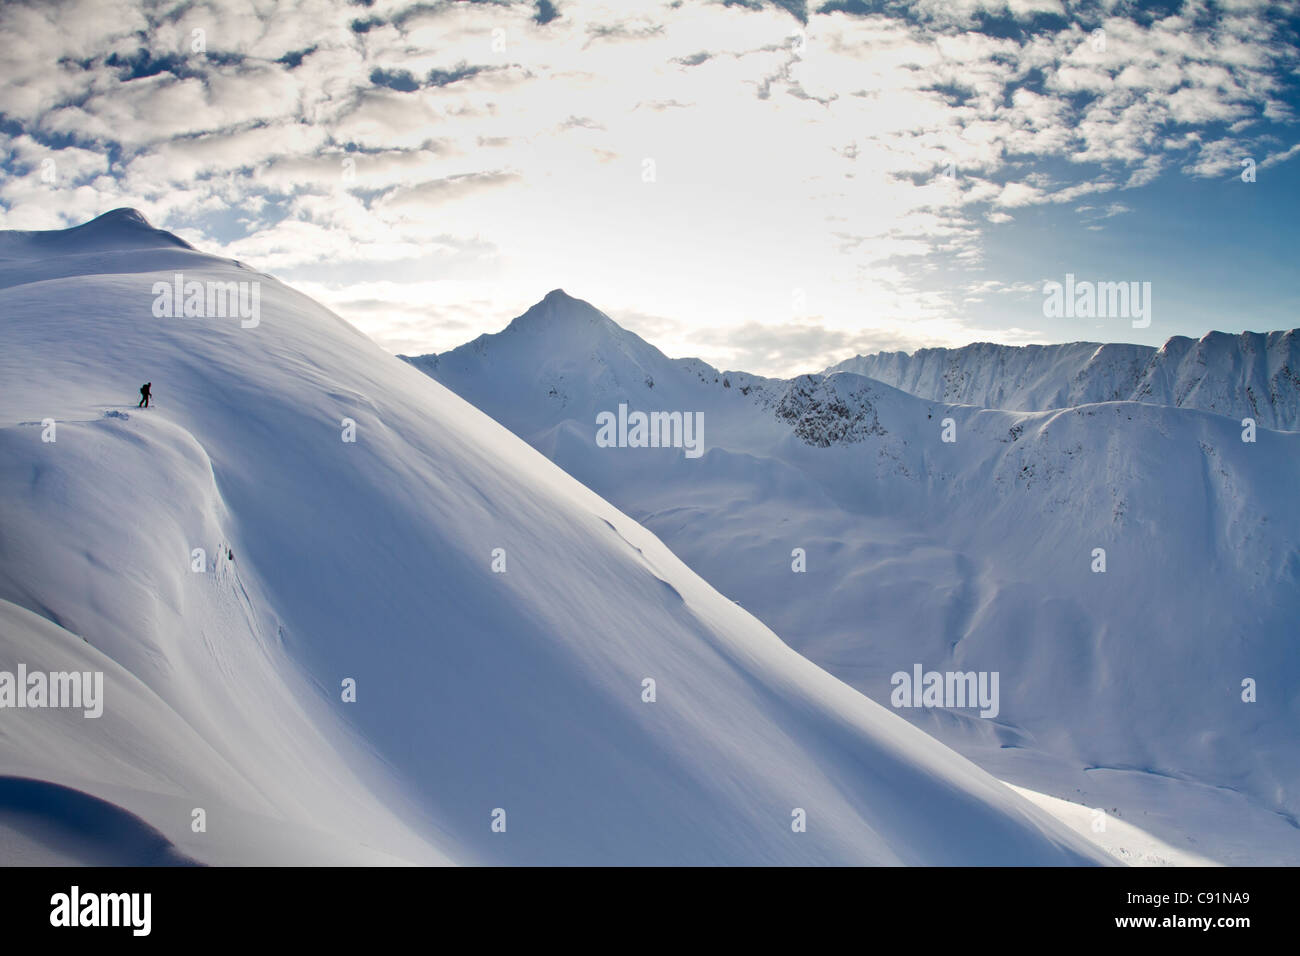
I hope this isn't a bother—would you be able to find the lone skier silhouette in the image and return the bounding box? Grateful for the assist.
[137,382,152,408]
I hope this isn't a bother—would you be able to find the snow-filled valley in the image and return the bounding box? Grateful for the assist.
[409,289,1300,866]
[0,210,1121,866]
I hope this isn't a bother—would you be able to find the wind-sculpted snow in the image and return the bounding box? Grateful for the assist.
[0,211,1108,866]
[828,333,1300,430]
[414,290,1300,865]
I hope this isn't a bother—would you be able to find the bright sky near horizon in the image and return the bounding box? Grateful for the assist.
[1,0,1297,376]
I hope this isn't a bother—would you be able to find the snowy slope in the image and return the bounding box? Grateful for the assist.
[827,341,1146,413]
[827,333,1300,430]
[0,211,1110,866]
[1131,331,1300,429]
[412,291,1300,865]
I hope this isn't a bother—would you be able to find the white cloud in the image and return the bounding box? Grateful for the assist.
[1,0,1297,373]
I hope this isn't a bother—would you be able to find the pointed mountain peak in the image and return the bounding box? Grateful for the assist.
[508,289,620,335]
[531,288,600,314]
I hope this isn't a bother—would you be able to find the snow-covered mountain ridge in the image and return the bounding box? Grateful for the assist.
[0,211,1108,865]
[827,332,1300,430]
[410,291,1300,866]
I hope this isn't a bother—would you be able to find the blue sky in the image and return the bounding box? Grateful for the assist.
[1,0,1297,375]
[947,153,1300,346]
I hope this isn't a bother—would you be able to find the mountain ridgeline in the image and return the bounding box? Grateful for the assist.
[827,333,1300,431]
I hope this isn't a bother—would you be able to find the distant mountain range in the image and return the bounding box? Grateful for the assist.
[826,333,1300,430]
